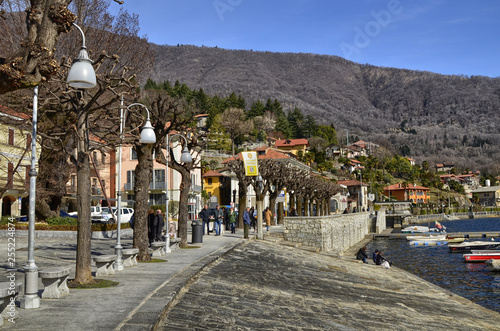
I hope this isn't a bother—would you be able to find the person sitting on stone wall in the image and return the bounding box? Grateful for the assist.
[356,246,369,263]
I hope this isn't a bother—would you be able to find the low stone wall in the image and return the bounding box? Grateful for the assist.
[0,228,134,239]
[284,211,386,255]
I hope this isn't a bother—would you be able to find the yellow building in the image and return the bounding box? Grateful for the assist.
[274,138,309,156]
[0,105,39,218]
[203,170,228,207]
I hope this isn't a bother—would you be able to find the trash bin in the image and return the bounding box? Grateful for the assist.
[191,220,203,244]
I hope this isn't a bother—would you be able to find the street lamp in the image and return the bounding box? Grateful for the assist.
[256,174,264,240]
[114,99,156,271]
[66,23,97,89]
[165,134,192,252]
[21,22,97,309]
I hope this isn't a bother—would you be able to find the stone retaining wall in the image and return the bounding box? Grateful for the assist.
[284,210,386,255]
[0,228,133,239]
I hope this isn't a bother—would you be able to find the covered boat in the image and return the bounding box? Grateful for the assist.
[448,241,500,253]
[409,240,448,246]
[406,234,447,241]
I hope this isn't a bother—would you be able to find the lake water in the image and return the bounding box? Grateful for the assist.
[366,217,500,313]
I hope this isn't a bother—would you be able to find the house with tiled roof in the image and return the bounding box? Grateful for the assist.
[337,179,368,212]
[274,138,308,156]
[436,162,455,173]
[472,185,500,207]
[383,183,430,203]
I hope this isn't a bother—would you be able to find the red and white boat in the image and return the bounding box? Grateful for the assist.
[463,251,500,263]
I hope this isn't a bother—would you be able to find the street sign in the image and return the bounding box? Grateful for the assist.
[368,194,375,202]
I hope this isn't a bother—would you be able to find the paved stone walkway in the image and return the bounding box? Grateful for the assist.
[160,240,500,330]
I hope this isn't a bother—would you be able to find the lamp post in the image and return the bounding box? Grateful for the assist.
[21,22,97,309]
[165,134,192,252]
[114,100,156,270]
[256,174,264,240]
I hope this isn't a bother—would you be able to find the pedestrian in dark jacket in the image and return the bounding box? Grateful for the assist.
[372,249,379,263]
[199,204,211,235]
[356,246,368,263]
[147,209,155,244]
[154,210,164,241]
[243,207,251,239]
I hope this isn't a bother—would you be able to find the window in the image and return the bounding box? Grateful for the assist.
[8,129,14,146]
[127,170,135,185]
[131,148,138,160]
[93,151,98,166]
[101,152,106,165]
[154,169,165,183]
[208,178,213,185]
[26,134,31,148]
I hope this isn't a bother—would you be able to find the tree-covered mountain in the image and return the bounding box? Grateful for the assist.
[148,44,500,172]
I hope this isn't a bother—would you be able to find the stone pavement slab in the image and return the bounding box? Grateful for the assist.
[160,240,500,330]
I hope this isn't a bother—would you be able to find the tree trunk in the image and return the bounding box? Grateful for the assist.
[238,188,246,229]
[277,202,284,224]
[177,167,192,248]
[297,196,303,216]
[134,144,153,262]
[74,107,94,284]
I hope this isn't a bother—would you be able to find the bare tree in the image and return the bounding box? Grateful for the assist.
[220,107,253,155]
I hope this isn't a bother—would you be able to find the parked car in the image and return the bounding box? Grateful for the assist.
[67,206,102,218]
[91,207,134,224]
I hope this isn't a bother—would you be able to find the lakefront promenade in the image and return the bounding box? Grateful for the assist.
[1,226,500,330]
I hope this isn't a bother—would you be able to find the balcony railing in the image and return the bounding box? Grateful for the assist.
[123,182,202,193]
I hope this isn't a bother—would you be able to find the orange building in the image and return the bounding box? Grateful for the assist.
[274,138,309,155]
[383,183,430,203]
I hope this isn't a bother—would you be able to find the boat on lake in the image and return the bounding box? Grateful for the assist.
[409,240,448,246]
[448,241,500,253]
[463,251,500,263]
[406,234,447,241]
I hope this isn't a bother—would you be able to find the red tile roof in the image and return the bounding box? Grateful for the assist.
[275,138,309,148]
[203,170,225,177]
[0,104,30,120]
[222,147,291,163]
[383,183,430,191]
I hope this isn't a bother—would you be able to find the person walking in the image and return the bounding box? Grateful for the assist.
[199,204,211,235]
[147,209,155,244]
[228,207,237,233]
[249,206,256,233]
[214,205,224,236]
[243,206,251,239]
[154,210,164,242]
[264,207,273,233]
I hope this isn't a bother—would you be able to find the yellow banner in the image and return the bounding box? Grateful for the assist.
[242,151,258,176]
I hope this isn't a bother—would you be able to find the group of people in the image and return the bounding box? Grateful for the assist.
[147,209,164,244]
[198,204,238,236]
[356,246,392,268]
[198,204,273,239]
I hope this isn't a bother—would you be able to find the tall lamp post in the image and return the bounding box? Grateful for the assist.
[256,174,264,240]
[165,134,192,252]
[114,99,156,270]
[21,22,97,309]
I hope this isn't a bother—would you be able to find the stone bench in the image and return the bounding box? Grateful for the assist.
[93,255,117,277]
[0,281,22,326]
[38,266,72,299]
[150,242,166,257]
[122,248,139,267]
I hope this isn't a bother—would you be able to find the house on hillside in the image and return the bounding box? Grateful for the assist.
[406,157,416,166]
[325,144,343,159]
[436,162,455,173]
[471,186,500,207]
[347,159,364,173]
[346,140,379,158]
[274,138,309,156]
[383,183,430,203]
[0,105,38,218]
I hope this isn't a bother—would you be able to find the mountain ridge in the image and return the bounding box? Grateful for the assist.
[148,44,500,172]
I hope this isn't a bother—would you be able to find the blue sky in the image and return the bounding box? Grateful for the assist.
[111,0,500,77]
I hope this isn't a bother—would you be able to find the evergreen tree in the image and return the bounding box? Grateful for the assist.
[247,100,265,118]
[287,107,304,138]
[301,115,318,138]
